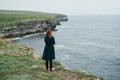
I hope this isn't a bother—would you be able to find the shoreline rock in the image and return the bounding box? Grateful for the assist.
[0,19,56,38]
[0,14,68,38]
[55,15,69,21]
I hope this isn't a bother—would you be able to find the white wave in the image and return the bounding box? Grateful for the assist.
[55,44,69,50]
[75,42,101,47]
[62,55,70,60]
[79,42,97,45]
[11,37,22,41]
[57,25,71,28]
[76,42,114,49]
[61,26,71,28]
[23,33,45,38]
[57,30,62,32]
[23,34,38,38]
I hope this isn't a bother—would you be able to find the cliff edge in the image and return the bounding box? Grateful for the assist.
[0,10,68,38]
[0,38,103,80]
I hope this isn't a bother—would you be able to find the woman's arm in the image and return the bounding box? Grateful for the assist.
[44,36,48,45]
[52,37,55,45]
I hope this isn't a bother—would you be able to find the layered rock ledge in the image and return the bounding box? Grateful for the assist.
[0,19,56,38]
[0,10,68,38]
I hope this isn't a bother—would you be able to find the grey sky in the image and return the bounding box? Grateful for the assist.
[0,0,120,15]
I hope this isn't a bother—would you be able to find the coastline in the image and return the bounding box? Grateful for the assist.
[0,10,68,38]
[0,38,103,80]
[0,10,103,80]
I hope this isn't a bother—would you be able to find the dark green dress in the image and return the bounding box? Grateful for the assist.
[42,35,55,60]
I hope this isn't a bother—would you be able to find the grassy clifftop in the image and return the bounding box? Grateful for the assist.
[0,10,65,29]
[0,38,103,80]
[0,10,68,38]
[0,10,58,23]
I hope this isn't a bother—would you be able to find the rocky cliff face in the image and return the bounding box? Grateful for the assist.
[0,20,56,38]
[0,14,68,38]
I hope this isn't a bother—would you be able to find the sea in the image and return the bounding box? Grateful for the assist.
[12,15,120,80]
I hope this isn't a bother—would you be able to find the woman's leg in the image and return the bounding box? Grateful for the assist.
[46,60,48,71]
[50,60,52,71]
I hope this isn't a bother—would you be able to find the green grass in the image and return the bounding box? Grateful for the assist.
[0,38,103,80]
[0,10,58,29]
[0,13,55,23]
[0,10,58,23]
[0,38,64,80]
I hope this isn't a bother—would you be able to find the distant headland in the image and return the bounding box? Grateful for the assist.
[0,10,68,38]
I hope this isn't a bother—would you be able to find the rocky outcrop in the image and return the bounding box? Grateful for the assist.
[0,14,69,38]
[0,19,58,38]
[55,15,69,21]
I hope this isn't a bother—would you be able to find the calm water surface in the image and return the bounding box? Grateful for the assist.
[12,15,120,80]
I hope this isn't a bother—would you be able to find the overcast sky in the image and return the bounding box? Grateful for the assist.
[0,0,120,15]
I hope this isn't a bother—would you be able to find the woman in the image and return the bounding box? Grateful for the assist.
[42,29,55,71]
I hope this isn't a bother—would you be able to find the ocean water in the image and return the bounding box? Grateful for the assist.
[12,15,120,80]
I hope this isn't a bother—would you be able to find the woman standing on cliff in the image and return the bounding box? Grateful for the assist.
[42,29,55,71]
